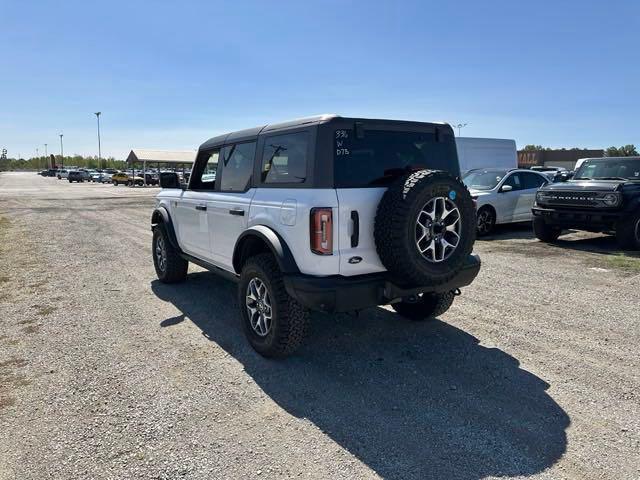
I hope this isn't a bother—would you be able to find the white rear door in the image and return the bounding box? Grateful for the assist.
[208,190,255,266]
[207,142,257,269]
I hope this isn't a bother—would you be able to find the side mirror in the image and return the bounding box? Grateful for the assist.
[160,172,184,189]
[500,184,513,193]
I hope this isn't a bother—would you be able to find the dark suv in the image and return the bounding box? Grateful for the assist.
[532,156,640,249]
[68,170,90,182]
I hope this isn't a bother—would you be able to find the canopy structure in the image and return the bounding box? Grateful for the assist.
[126,149,196,185]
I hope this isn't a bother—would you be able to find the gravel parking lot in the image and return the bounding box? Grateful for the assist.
[0,171,638,480]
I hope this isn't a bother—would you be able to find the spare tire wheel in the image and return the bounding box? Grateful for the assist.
[374,170,476,286]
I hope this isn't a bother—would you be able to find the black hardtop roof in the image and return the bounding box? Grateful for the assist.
[198,114,451,151]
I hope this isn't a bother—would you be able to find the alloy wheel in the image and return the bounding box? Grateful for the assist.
[477,209,493,235]
[415,197,461,263]
[246,278,273,337]
[155,235,167,272]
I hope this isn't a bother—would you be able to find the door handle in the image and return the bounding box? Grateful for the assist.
[350,210,359,247]
[195,205,207,211]
[229,208,245,216]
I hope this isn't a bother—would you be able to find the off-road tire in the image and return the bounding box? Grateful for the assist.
[392,291,456,321]
[374,170,476,287]
[616,212,640,250]
[238,253,309,358]
[533,217,561,242]
[476,206,496,236]
[152,224,188,283]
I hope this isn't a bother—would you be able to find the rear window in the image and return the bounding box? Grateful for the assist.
[334,129,459,188]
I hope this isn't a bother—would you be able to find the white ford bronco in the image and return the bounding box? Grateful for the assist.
[151,115,480,357]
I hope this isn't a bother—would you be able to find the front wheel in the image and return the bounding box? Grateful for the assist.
[238,254,309,358]
[616,213,640,250]
[152,225,188,283]
[392,291,456,321]
[476,206,496,236]
[533,217,561,242]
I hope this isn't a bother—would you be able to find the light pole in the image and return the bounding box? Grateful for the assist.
[59,134,64,168]
[95,112,102,169]
[44,143,48,168]
[452,123,468,136]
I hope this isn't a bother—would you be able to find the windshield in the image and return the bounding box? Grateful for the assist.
[333,129,459,187]
[575,158,640,180]
[462,169,508,190]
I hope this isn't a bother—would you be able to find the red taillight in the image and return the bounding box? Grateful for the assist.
[310,208,333,255]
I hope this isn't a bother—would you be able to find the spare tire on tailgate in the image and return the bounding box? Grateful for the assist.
[374,170,476,287]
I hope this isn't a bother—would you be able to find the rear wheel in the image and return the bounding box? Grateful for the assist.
[152,224,188,283]
[392,291,456,321]
[616,212,640,250]
[476,206,496,236]
[238,254,309,358]
[533,217,561,242]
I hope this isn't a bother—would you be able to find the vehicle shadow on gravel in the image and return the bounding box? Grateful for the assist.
[152,274,569,480]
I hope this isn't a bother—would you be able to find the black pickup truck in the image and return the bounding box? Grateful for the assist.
[532,156,640,249]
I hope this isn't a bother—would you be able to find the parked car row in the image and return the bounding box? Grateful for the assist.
[39,168,161,186]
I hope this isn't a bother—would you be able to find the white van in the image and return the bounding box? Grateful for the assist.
[455,137,517,174]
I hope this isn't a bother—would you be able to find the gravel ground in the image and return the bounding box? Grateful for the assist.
[0,172,638,480]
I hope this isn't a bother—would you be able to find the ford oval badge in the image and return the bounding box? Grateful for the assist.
[348,256,362,264]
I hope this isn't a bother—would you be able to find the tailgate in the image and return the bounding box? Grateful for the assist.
[335,188,387,276]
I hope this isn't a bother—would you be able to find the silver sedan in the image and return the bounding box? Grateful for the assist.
[463,168,549,235]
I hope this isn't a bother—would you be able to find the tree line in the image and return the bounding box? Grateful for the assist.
[522,144,638,156]
[0,155,127,171]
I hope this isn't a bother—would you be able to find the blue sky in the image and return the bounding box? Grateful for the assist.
[1,0,638,159]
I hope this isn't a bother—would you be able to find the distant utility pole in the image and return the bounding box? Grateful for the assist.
[59,134,64,168]
[44,144,48,168]
[95,112,102,168]
[452,123,468,136]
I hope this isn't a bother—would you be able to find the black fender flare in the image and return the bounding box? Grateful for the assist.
[151,207,180,251]
[233,226,300,275]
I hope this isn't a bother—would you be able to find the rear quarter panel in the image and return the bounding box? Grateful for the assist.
[248,188,340,276]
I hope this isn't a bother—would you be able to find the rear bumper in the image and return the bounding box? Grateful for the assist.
[283,254,481,313]
[532,206,621,229]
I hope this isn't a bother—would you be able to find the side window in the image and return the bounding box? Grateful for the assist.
[190,149,220,190]
[261,132,309,184]
[523,172,546,189]
[503,173,522,191]
[220,142,256,192]
[200,151,219,187]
